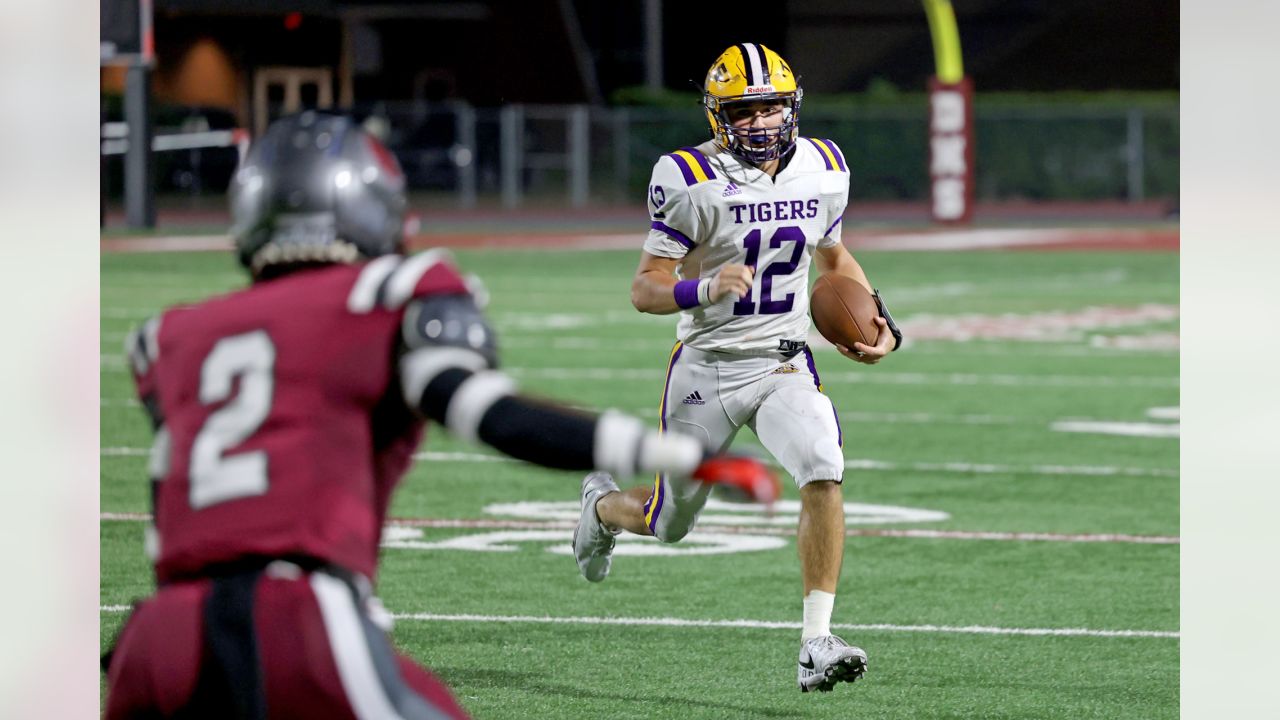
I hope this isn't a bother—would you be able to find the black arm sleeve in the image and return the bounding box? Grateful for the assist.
[475,396,598,470]
[417,367,472,425]
[417,367,598,470]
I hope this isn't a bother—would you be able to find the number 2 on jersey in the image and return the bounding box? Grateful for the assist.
[732,226,806,316]
[189,330,275,509]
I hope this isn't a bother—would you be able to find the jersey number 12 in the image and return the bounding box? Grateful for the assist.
[733,226,806,316]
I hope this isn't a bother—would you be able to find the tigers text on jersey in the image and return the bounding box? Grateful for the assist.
[128,255,471,583]
[644,138,850,355]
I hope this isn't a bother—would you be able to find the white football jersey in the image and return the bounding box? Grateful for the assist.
[643,138,850,355]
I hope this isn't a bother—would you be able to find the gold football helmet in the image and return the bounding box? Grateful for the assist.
[703,43,803,162]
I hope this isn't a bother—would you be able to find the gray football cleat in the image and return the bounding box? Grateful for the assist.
[798,635,868,692]
[572,472,620,582]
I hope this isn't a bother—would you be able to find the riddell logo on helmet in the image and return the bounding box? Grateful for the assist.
[745,85,775,94]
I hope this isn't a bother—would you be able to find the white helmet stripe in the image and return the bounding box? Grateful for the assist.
[744,43,767,86]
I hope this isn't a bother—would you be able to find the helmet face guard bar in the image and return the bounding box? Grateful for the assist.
[705,90,803,163]
[711,89,798,162]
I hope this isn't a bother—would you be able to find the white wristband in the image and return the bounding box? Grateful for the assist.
[696,278,713,306]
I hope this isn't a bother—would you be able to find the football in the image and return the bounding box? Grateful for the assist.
[810,273,881,351]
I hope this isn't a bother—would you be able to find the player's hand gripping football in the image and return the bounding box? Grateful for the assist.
[709,264,755,303]
[692,454,781,508]
[836,316,892,365]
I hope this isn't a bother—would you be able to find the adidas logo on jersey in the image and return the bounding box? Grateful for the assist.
[682,391,707,405]
[722,182,742,197]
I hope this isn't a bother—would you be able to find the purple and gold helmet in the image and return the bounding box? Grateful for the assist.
[703,43,804,163]
[230,111,408,277]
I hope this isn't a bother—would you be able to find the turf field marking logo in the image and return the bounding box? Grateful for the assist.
[483,499,950,527]
[380,528,786,556]
[376,500,948,557]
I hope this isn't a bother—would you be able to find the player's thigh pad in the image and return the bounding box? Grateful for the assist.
[286,568,468,719]
[107,567,468,720]
[754,382,844,486]
[104,582,209,719]
[649,346,739,542]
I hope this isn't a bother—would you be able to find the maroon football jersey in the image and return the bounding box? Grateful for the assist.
[132,254,470,582]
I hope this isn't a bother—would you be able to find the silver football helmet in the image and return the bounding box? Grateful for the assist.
[230,111,408,277]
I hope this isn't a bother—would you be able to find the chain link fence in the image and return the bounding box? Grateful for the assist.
[105,100,1178,207]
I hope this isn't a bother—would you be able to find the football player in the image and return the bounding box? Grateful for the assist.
[103,111,776,719]
[572,43,903,693]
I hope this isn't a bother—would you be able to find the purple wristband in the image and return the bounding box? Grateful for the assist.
[673,279,702,309]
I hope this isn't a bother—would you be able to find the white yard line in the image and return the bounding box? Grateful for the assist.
[104,235,234,252]
[502,367,1178,389]
[94,605,1176,639]
[99,512,1178,545]
[493,335,1177,357]
[101,398,141,407]
[854,229,1081,251]
[99,447,1176,478]
[899,343,1177,357]
[1051,421,1180,438]
[842,458,1177,478]
[103,229,1163,254]
[96,399,1160,432]
[100,308,164,319]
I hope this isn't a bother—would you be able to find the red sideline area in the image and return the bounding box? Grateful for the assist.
[101,200,1178,253]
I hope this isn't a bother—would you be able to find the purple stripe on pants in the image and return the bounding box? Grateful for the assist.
[645,478,665,534]
[647,342,683,532]
[660,342,684,432]
[803,347,843,447]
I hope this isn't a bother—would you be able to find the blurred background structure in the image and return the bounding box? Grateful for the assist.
[101,0,1178,227]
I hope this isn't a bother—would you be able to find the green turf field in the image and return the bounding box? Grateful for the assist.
[101,246,1178,719]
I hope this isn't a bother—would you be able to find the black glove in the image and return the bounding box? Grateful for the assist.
[873,289,903,351]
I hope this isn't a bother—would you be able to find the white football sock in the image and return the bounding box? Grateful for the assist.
[801,590,836,641]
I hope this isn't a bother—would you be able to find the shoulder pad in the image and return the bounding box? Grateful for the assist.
[402,293,498,368]
[803,137,848,172]
[125,314,163,376]
[663,147,718,186]
[346,250,470,314]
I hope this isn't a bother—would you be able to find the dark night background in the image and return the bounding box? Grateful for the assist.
[114,0,1177,120]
